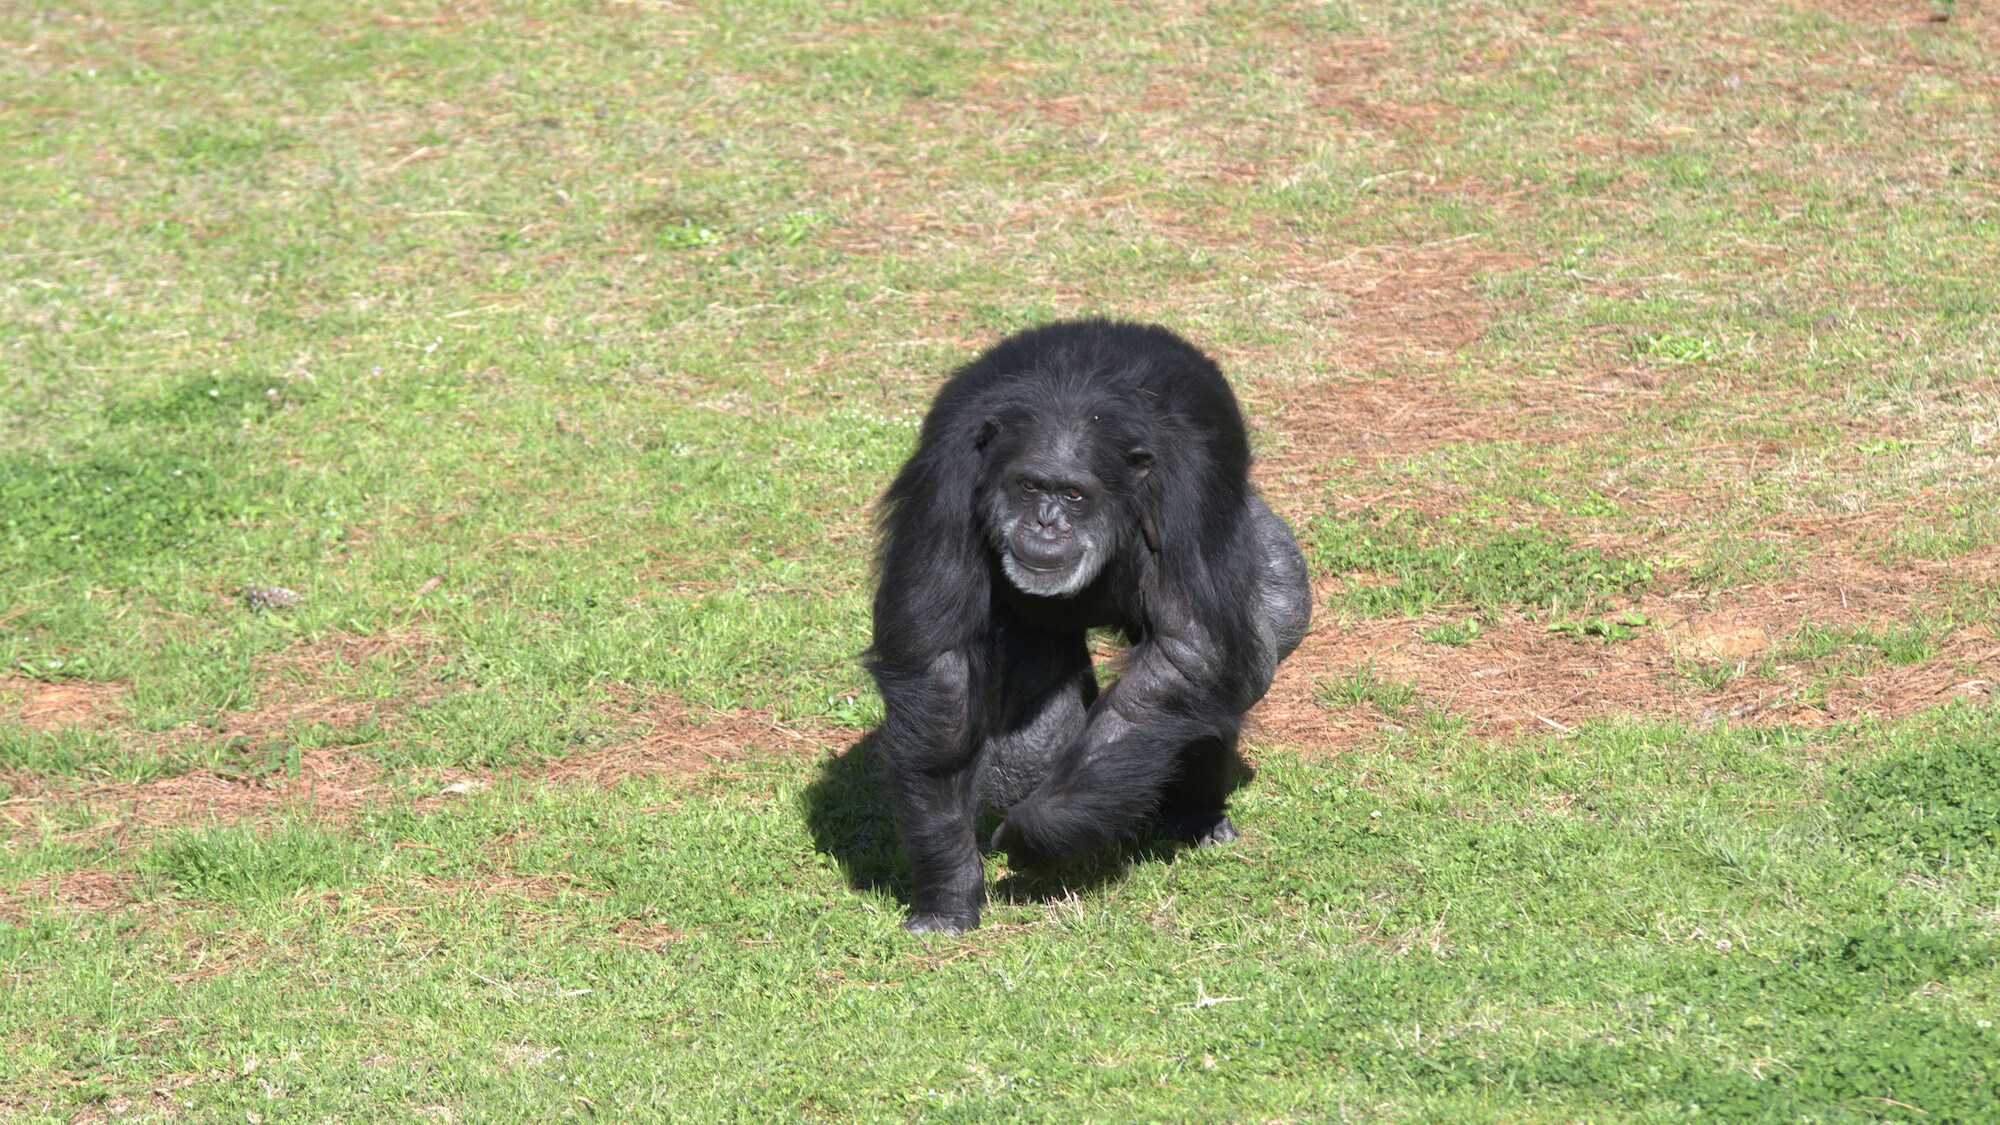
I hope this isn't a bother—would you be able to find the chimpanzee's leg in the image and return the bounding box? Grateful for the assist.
[874,649,985,934]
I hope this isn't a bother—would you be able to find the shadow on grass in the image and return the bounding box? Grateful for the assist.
[801,731,904,898]
[802,731,1251,917]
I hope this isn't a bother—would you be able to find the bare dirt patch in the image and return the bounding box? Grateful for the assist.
[0,632,446,840]
[0,675,125,730]
[1303,244,1539,371]
[1250,553,2000,754]
[1309,36,1457,141]
[544,697,841,787]
[0,744,404,849]
[1246,242,1554,519]
[1815,0,1998,34]
[2,677,844,843]
[239,628,446,734]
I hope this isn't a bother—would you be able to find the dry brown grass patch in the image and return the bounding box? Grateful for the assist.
[544,694,842,787]
[5,690,844,845]
[1,675,125,730]
[4,749,398,849]
[57,1091,184,1125]
[1245,243,1552,518]
[607,916,689,951]
[1312,245,1538,367]
[0,868,146,921]
[1251,553,2000,754]
[0,631,453,841]
[1309,35,1457,141]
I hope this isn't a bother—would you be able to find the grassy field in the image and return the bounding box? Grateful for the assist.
[4,0,1999,1119]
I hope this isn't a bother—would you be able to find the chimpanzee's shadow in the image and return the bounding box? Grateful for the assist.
[801,731,905,898]
[802,732,1243,915]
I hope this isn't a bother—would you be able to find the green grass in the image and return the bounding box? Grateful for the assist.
[1675,656,1745,694]
[1419,617,1484,646]
[1784,617,1952,669]
[1835,727,2000,869]
[9,714,2000,1120]
[1315,661,1420,714]
[4,0,1999,1119]
[1548,609,1654,643]
[1311,508,1652,619]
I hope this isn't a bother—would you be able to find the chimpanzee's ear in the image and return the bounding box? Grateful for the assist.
[976,416,1000,450]
[1128,446,1160,550]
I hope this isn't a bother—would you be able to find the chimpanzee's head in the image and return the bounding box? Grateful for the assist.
[980,405,1153,598]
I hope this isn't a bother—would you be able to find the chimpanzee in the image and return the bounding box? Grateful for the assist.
[868,320,1310,932]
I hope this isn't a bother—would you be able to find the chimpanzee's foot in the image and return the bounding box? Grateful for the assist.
[1196,815,1241,846]
[1159,809,1240,848]
[905,910,979,934]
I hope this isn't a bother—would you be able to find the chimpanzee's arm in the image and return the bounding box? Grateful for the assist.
[872,649,985,933]
[989,626,1239,868]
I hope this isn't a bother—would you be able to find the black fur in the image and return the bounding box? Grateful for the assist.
[868,320,1311,933]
